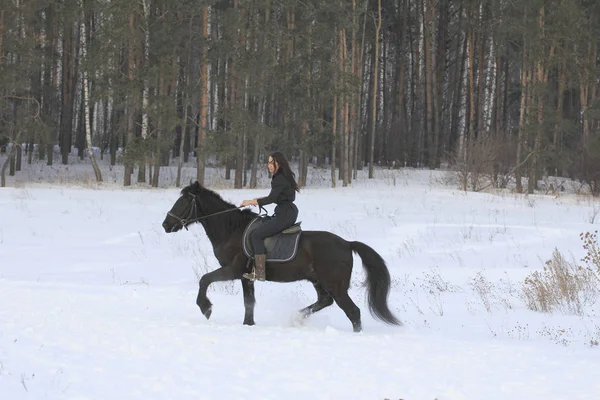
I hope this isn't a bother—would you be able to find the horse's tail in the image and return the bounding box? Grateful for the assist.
[350,241,402,326]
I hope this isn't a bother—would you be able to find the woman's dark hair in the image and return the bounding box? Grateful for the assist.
[270,151,300,192]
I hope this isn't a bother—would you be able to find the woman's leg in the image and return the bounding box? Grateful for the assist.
[245,217,289,281]
[250,217,287,254]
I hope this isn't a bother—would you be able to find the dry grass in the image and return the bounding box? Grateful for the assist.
[469,271,496,312]
[520,248,599,315]
[581,231,600,273]
[585,325,600,347]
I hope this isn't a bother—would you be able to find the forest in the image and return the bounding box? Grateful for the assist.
[1,0,599,192]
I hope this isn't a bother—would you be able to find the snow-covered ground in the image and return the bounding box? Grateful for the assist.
[1,155,600,399]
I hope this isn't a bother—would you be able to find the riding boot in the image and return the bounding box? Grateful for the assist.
[243,254,266,281]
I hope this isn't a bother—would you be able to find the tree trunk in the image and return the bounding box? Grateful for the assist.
[77,93,85,161]
[492,53,502,134]
[580,39,595,145]
[476,5,486,136]
[0,10,3,64]
[298,19,312,188]
[60,22,75,166]
[434,0,447,168]
[124,11,136,186]
[515,53,528,193]
[424,0,435,168]
[250,4,270,189]
[450,5,466,154]
[330,28,338,187]
[1,132,23,187]
[138,0,151,184]
[369,0,382,178]
[15,145,21,172]
[233,1,246,190]
[331,87,338,188]
[341,28,350,187]
[467,4,476,143]
[176,101,188,188]
[553,58,565,175]
[80,8,102,182]
[197,6,209,185]
[348,0,359,182]
[529,33,552,195]
[409,0,423,167]
[355,0,369,177]
[152,59,171,188]
[250,97,264,189]
[9,145,15,176]
[44,3,57,166]
[330,27,338,186]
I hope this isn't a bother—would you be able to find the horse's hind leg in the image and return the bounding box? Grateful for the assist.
[331,290,362,333]
[299,281,333,318]
[318,252,361,332]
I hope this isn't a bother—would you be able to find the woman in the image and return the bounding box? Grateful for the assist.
[240,151,300,281]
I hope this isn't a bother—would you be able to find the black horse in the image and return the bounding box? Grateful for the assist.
[162,181,402,332]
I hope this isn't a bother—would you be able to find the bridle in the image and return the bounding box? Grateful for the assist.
[166,194,246,231]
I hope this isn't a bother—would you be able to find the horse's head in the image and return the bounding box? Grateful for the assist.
[162,181,203,233]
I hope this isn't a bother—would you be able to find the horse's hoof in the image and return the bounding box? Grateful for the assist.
[198,300,212,320]
[243,320,255,326]
[291,313,307,328]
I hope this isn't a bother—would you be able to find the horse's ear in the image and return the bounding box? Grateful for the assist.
[191,180,202,192]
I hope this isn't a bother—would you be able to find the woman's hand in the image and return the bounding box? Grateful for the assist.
[240,198,258,207]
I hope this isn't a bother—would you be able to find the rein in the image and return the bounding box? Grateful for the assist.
[167,195,266,231]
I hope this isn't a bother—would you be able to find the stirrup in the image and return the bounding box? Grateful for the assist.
[243,268,264,282]
[242,269,256,280]
[243,268,265,281]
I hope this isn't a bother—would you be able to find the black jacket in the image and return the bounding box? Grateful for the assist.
[257,170,296,208]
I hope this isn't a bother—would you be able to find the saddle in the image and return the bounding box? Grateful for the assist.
[242,216,302,263]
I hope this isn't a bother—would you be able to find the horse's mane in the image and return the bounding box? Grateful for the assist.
[182,181,258,240]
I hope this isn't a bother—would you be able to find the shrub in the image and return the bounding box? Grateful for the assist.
[521,248,599,315]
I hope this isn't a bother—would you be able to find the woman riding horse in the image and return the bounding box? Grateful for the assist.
[239,151,300,281]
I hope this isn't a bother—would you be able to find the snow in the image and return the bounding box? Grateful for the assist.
[1,157,600,399]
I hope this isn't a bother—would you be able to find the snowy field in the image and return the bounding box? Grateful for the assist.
[1,155,600,399]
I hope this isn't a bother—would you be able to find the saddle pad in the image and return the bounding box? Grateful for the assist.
[242,216,302,263]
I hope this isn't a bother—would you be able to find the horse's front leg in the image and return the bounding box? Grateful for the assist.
[241,278,256,326]
[196,265,242,320]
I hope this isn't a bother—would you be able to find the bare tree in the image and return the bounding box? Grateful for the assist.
[80,5,102,182]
